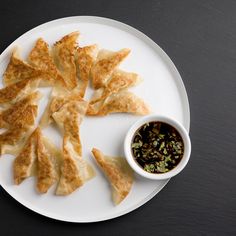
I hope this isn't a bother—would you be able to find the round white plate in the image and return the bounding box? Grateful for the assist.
[0,16,190,222]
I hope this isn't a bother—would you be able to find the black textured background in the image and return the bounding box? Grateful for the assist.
[0,0,236,235]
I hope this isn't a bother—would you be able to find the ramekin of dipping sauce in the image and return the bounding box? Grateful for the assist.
[124,115,191,180]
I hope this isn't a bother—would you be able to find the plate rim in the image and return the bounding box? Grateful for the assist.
[0,15,190,223]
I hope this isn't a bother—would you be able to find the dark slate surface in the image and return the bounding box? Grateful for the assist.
[0,0,235,235]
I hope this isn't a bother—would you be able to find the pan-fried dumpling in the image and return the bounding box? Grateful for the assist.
[28,38,66,87]
[89,69,141,105]
[52,99,95,195]
[55,136,95,196]
[39,87,83,128]
[13,128,39,185]
[52,32,79,90]
[0,92,40,128]
[0,126,34,155]
[76,44,98,97]
[52,99,87,132]
[0,92,40,155]
[52,100,87,156]
[91,48,130,89]
[3,48,50,86]
[36,128,61,193]
[87,91,151,116]
[0,79,39,105]
[13,127,61,192]
[91,148,134,205]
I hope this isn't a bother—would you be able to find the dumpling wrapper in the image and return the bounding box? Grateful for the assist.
[13,128,39,185]
[13,127,62,193]
[52,99,87,156]
[91,48,130,89]
[28,38,66,87]
[55,136,95,196]
[0,92,41,129]
[39,87,83,128]
[52,32,79,90]
[0,91,40,155]
[52,99,95,195]
[89,69,141,105]
[0,127,35,156]
[91,148,134,205]
[0,79,39,105]
[37,128,61,193]
[76,44,98,97]
[3,48,51,86]
[87,90,151,116]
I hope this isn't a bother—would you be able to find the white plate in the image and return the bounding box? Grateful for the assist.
[0,16,190,222]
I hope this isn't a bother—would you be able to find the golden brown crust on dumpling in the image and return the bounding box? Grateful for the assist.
[3,48,49,86]
[52,100,87,156]
[0,92,40,128]
[76,44,98,97]
[14,127,61,192]
[0,80,38,105]
[90,69,141,105]
[28,38,66,87]
[64,116,81,156]
[51,99,87,130]
[3,49,51,86]
[13,128,39,185]
[39,88,83,128]
[52,32,79,90]
[91,148,133,205]
[56,135,95,196]
[91,48,130,89]
[0,126,34,155]
[0,105,37,129]
[55,136,84,195]
[87,91,151,116]
[53,99,95,196]
[77,45,98,82]
[0,91,40,155]
[63,101,87,155]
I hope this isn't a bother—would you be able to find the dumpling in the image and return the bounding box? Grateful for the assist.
[39,87,83,128]
[89,69,141,105]
[13,127,61,193]
[0,92,40,129]
[0,126,34,156]
[0,91,40,155]
[77,44,98,82]
[52,99,87,133]
[0,79,39,105]
[28,38,66,87]
[91,148,134,205]
[3,48,50,86]
[36,128,61,193]
[55,136,95,196]
[52,100,87,156]
[87,91,151,116]
[13,128,38,185]
[52,99,95,195]
[52,32,79,90]
[91,48,130,89]
[76,44,98,97]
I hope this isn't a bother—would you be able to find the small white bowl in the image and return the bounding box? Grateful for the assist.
[124,115,191,180]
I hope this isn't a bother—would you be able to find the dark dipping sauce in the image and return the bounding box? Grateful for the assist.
[131,121,184,174]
